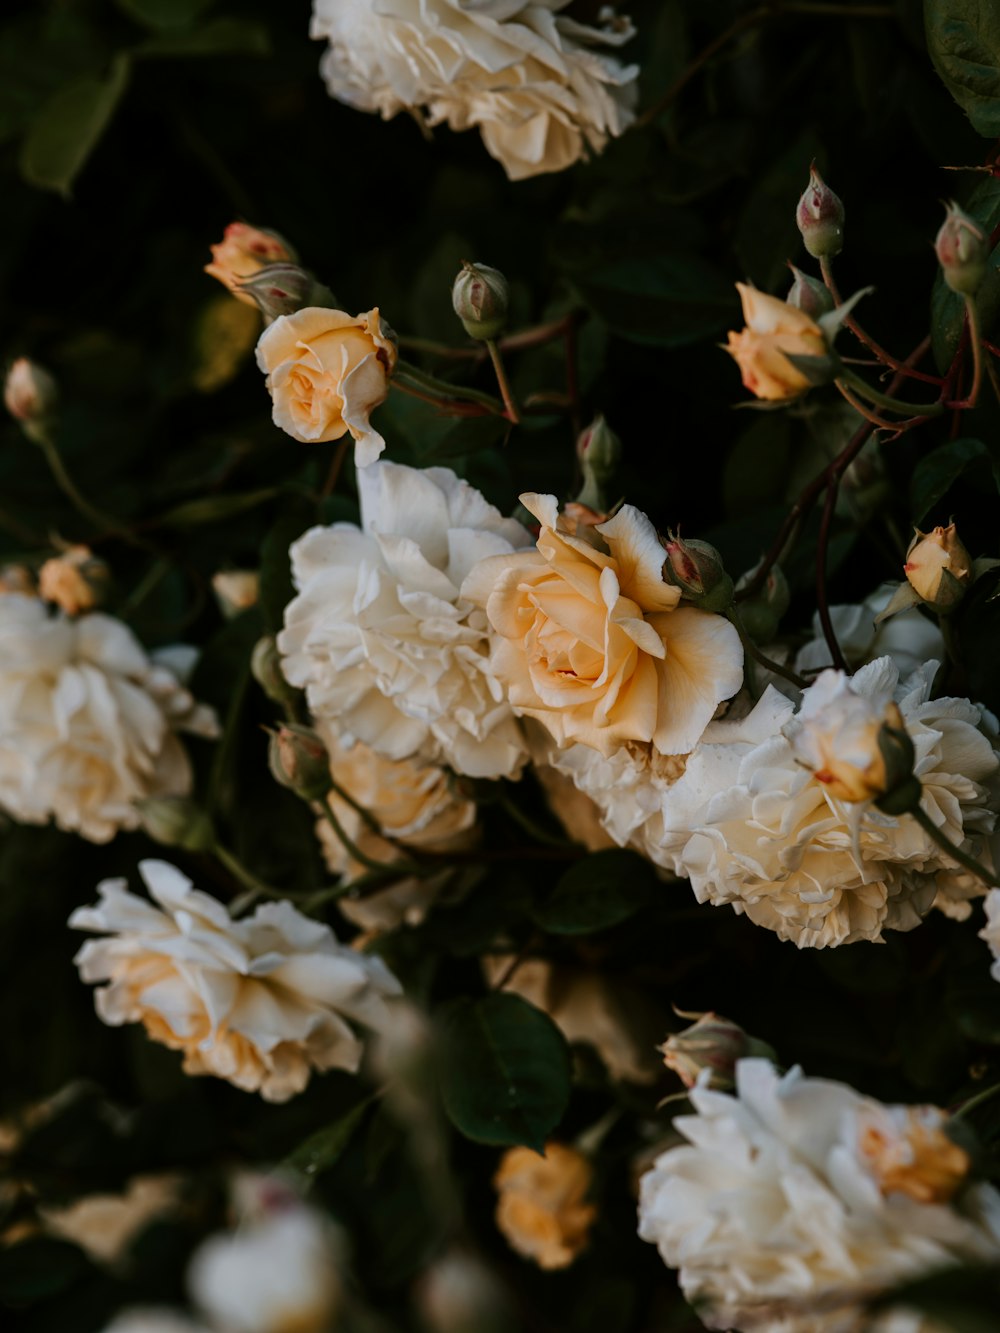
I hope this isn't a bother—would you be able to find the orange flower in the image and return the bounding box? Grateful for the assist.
[725,284,828,400]
[494,1143,596,1270]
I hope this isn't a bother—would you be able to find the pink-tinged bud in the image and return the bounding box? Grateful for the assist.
[451,262,509,340]
[786,264,835,319]
[234,264,336,325]
[267,724,332,802]
[904,523,972,610]
[4,358,58,428]
[204,223,297,304]
[662,532,734,613]
[935,202,989,296]
[574,414,621,513]
[796,164,845,259]
[211,570,260,619]
[38,546,109,615]
[660,1012,774,1091]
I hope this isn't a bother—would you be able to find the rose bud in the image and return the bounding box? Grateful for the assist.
[724,285,834,401]
[452,262,509,340]
[904,523,972,611]
[250,635,299,708]
[5,357,58,437]
[574,414,621,513]
[234,264,337,325]
[796,163,845,259]
[734,562,790,642]
[38,546,109,616]
[662,532,734,613]
[211,570,260,619]
[136,796,215,852]
[786,264,835,319]
[935,202,989,296]
[204,223,297,304]
[659,1012,775,1092]
[268,724,332,802]
[493,1142,596,1271]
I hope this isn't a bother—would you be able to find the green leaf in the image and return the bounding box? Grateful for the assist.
[155,486,280,529]
[283,1097,374,1181]
[134,18,270,60]
[116,0,215,30]
[0,1238,91,1304]
[723,416,793,517]
[532,849,656,935]
[948,985,1000,1043]
[436,993,571,1150]
[573,255,737,349]
[926,0,1000,137]
[19,55,130,196]
[910,437,991,521]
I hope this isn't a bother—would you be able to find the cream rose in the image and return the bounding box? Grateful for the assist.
[70,860,402,1102]
[725,283,828,400]
[493,1142,596,1270]
[795,582,944,680]
[256,306,397,467]
[638,1058,1000,1333]
[462,493,743,756]
[310,0,639,181]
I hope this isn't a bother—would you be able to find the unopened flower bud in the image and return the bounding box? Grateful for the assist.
[250,636,299,707]
[660,1011,774,1091]
[796,164,845,259]
[5,358,58,437]
[872,714,920,817]
[935,203,989,296]
[574,414,621,512]
[662,533,734,613]
[136,797,215,852]
[734,563,790,642]
[211,570,260,619]
[451,262,509,341]
[38,546,109,616]
[786,264,835,319]
[904,523,972,610]
[268,724,332,802]
[204,223,297,304]
[234,264,336,325]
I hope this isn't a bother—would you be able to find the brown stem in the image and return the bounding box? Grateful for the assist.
[819,258,944,386]
[391,378,493,418]
[486,339,521,423]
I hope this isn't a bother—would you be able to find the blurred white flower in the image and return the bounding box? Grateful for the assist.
[979,888,1000,980]
[310,0,639,181]
[552,659,1000,946]
[638,1058,1000,1333]
[41,1174,180,1267]
[100,1314,209,1333]
[71,860,402,1102]
[278,461,532,779]
[0,593,217,843]
[189,1174,341,1333]
[795,582,944,680]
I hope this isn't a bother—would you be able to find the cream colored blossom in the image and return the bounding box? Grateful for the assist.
[278,461,532,779]
[317,725,477,932]
[725,284,828,401]
[784,669,905,804]
[494,1142,596,1270]
[979,888,1000,980]
[188,1175,341,1333]
[795,583,944,680]
[904,524,972,609]
[70,860,402,1102]
[463,493,743,757]
[101,1312,209,1333]
[256,306,396,466]
[38,545,106,616]
[211,570,260,618]
[41,1175,180,1266]
[310,0,638,181]
[638,1058,1000,1333]
[204,222,295,303]
[0,593,217,843]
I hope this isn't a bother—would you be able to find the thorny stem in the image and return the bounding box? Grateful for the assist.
[217,844,284,915]
[392,377,493,418]
[395,358,506,413]
[953,1081,1000,1121]
[35,432,137,542]
[950,294,985,409]
[485,339,521,423]
[820,257,944,386]
[398,315,574,361]
[838,367,944,418]
[908,804,999,889]
[727,606,808,690]
[834,378,915,433]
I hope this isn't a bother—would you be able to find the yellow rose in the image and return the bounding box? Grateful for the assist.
[904,522,972,608]
[493,1143,596,1270]
[255,307,397,466]
[204,222,295,304]
[462,494,743,756]
[724,283,828,400]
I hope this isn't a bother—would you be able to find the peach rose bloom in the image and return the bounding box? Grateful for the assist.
[725,283,828,400]
[904,523,972,606]
[494,1143,596,1270]
[204,223,294,304]
[256,307,397,466]
[462,493,743,756]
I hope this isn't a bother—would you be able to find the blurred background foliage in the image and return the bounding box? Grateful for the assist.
[4,0,1000,1329]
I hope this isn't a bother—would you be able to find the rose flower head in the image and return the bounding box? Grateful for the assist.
[935,202,989,296]
[494,1142,596,1270]
[725,284,832,401]
[463,493,743,757]
[256,306,397,466]
[205,223,296,303]
[904,523,972,610]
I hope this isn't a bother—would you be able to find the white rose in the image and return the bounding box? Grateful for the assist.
[70,860,402,1102]
[979,888,1000,980]
[310,0,639,180]
[637,1058,1000,1333]
[795,582,945,680]
[0,594,217,843]
[278,460,532,779]
[100,1314,209,1333]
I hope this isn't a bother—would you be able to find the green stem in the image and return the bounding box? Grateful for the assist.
[908,803,999,889]
[36,432,135,539]
[205,665,250,819]
[838,368,944,418]
[962,294,984,407]
[216,843,284,915]
[954,1082,1000,1121]
[394,359,506,413]
[727,607,808,690]
[302,865,417,914]
[485,339,520,423]
[319,792,423,877]
[500,791,577,849]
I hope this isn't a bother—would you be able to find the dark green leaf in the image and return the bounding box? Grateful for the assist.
[19,55,130,196]
[134,18,270,59]
[926,0,1000,137]
[723,416,793,517]
[948,985,1000,1043]
[574,255,737,348]
[0,1238,91,1304]
[436,993,571,1150]
[910,437,991,521]
[155,486,280,529]
[283,1097,374,1181]
[532,849,656,935]
[116,0,215,30]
